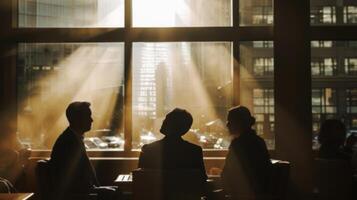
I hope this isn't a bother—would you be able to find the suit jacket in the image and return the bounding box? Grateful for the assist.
[138,136,207,182]
[50,127,98,196]
[221,130,272,196]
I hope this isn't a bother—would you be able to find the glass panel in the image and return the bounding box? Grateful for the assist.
[17,43,125,150]
[345,58,357,75]
[311,41,357,149]
[311,58,337,76]
[240,0,273,26]
[18,0,124,27]
[132,42,233,149]
[310,1,357,25]
[132,0,232,27]
[240,41,275,149]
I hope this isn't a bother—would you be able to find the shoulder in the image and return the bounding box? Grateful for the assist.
[141,140,162,152]
[183,140,203,152]
[53,128,77,149]
[252,133,265,142]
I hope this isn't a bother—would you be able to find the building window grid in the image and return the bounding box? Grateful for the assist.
[311,41,334,48]
[252,6,273,25]
[346,89,357,129]
[346,89,357,114]
[253,57,274,76]
[344,58,357,75]
[252,89,274,136]
[344,6,357,24]
[312,88,338,133]
[310,6,336,25]
[311,58,337,76]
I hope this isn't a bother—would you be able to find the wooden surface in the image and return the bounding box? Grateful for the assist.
[0,193,34,200]
[114,174,219,192]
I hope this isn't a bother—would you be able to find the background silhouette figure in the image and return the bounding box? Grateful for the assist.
[314,119,355,199]
[221,106,272,198]
[318,119,350,160]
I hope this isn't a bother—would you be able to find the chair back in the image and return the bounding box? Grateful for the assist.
[0,177,16,193]
[36,160,52,200]
[314,158,353,200]
[132,169,205,200]
[268,160,290,200]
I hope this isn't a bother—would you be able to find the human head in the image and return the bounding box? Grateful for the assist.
[66,101,93,133]
[226,106,256,135]
[160,108,193,137]
[318,119,346,147]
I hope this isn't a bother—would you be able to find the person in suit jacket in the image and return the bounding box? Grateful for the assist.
[221,106,272,198]
[50,101,116,199]
[138,108,207,182]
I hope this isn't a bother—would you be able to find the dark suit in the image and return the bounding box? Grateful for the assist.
[221,130,272,196]
[50,127,98,197]
[138,136,207,181]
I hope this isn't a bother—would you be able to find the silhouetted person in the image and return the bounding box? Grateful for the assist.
[138,108,207,182]
[221,106,272,198]
[50,102,116,199]
[315,120,355,199]
[318,119,350,160]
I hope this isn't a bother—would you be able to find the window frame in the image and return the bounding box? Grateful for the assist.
[0,0,357,159]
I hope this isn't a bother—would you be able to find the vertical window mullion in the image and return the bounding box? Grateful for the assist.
[124,0,133,152]
[124,41,133,152]
[233,0,240,106]
[233,0,239,27]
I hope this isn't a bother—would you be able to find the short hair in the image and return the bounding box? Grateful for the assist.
[164,108,193,136]
[66,101,91,124]
[228,106,256,128]
[318,119,346,145]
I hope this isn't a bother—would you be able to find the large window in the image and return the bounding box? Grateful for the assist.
[11,0,279,152]
[132,42,233,149]
[17,43,125,149]
[132,0,232,27]
[18,0,125,27]
[8,0,356,154]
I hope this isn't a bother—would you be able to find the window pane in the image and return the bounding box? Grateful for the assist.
[240,41,275,149]
[132,42,233,149]
[18,0,124,27]
[240,0,273,26]
[17,43,125,150]
[133,0,232,27]
[311,41,357,149]
[310,1,357,25]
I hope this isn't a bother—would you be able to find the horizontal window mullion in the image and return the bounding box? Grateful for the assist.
[311,26,357,40]
[5,27,273,43]
[6,28,125,43]
[128,27,273,41]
